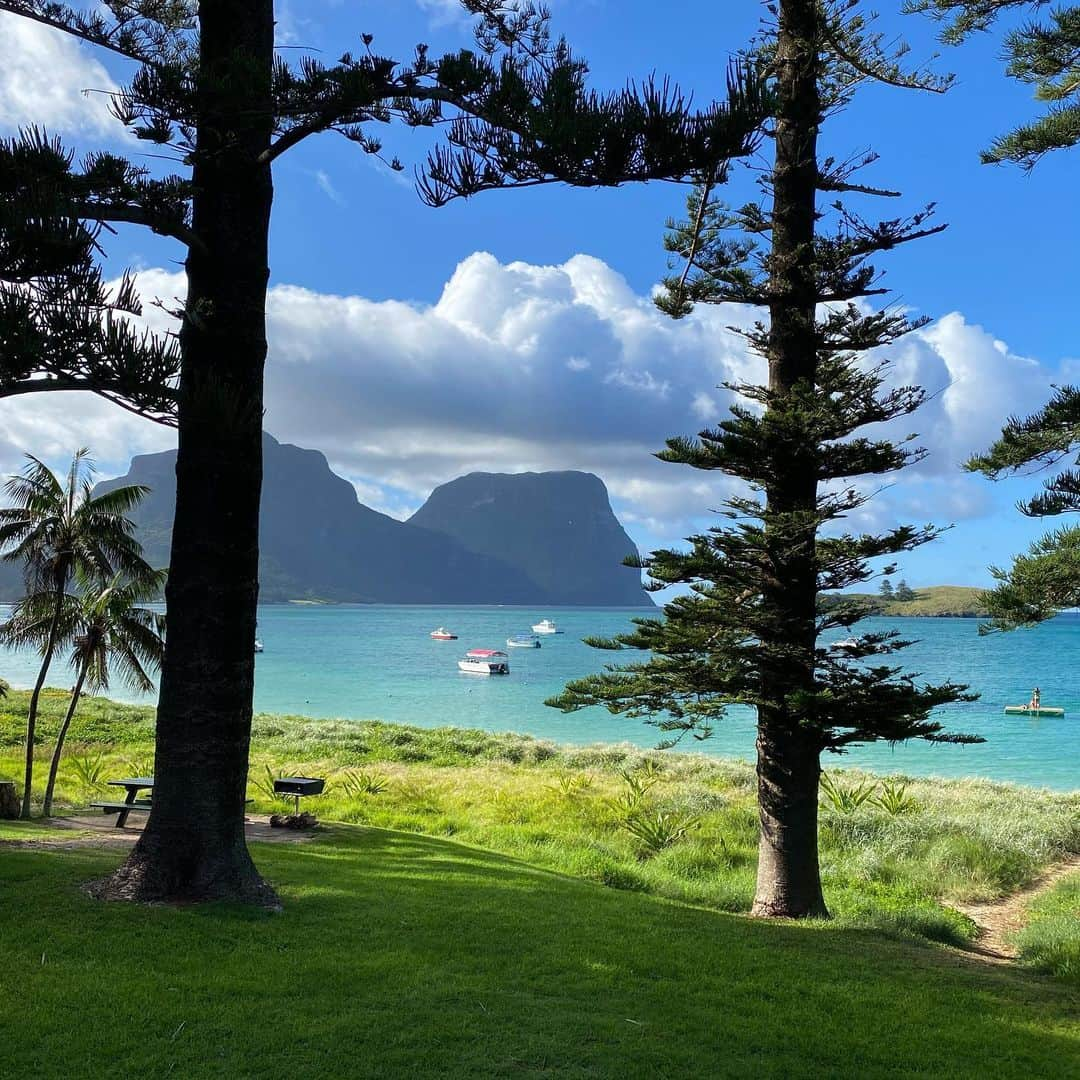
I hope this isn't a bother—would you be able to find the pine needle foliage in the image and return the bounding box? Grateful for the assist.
[909,0,1080,169]
[0,130,181,423]
[549,0,978,918]
[0,0,769,901]
[967,385,1080,629]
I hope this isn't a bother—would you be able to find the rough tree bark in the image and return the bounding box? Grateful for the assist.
[750,0,828,919]
[91,0,277,904]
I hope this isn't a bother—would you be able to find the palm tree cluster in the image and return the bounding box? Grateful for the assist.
[0,450,164,818]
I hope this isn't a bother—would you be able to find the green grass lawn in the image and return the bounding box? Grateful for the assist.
[1,824,1078,1079]
[3,689,1080,956]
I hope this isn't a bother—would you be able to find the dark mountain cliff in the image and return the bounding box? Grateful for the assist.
[90,434,539,604]
[0,436,651,605]
[409,471,650,606]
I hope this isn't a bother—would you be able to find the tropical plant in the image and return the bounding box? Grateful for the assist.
[617,768,659,803]
[65,749,109,798]
[875,780,918,816]
[337,769,390,798]
[621,809,701,856]
[0,450,151,818]
[47,572,165,815]
[819,773,877,816]
[249,765,294,805]
[547,772,594,798]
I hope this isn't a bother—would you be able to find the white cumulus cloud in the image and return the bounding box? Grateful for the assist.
[0,253,1058,557]
[0,12,128,139]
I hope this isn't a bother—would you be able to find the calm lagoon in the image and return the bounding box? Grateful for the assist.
[2,605,1078,791]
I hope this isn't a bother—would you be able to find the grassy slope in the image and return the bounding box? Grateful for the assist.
[843,585,990,617]
[1,824,1078,1079]
[1013,871,1080,983]
[2,690,1079,956]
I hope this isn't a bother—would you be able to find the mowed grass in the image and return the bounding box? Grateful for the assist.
[3,689,1080,956]
[1,825,1079,1079]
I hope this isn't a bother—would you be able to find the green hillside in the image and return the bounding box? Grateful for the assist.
[843,585,991,618]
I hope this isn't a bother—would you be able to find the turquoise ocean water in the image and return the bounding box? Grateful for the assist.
[2,605,1078,791]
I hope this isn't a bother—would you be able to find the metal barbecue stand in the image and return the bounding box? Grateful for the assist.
[272,776,326,815]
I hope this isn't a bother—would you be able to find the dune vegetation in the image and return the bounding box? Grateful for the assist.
[2,688,1078,962]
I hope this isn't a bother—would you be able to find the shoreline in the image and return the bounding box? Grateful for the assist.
[2,686,1077,795]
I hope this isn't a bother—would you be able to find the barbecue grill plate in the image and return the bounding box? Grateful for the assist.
[273,776,325,797]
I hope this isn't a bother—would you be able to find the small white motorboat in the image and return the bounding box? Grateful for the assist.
[430,627,458,640]
[531,619,562,634]
[829,638,859,652]
[506,634,541,649]
[254,639,264,653]
[458,649,510,675]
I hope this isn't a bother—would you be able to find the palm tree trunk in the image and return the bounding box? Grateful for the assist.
[91,0,277,904]
[21,587,66,819]
[42,660,89,817]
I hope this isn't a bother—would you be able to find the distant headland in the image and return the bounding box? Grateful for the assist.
[839,585,991,618]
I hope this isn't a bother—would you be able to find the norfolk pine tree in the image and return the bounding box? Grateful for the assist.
[909,1,1080,628]
[0,130,180,422]
[549,0,977,918]
[0,1,765,904]
[967,388,1080,628]
[910,0,1080,168]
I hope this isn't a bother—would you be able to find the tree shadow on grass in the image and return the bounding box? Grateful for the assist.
[0,826,1077,1079]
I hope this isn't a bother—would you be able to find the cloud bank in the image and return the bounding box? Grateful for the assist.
[0,251,1054,553]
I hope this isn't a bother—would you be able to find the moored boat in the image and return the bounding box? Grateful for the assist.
[254,638,264,653]
[829,638,859,652]
[430,627,458,640]
[507,634,541,649]
[531,619,562,634]
[458,649,510,675]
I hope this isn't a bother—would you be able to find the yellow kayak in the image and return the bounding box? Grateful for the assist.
[1003,705,1065,718]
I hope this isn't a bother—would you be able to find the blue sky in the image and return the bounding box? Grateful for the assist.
[0,1,1071,588]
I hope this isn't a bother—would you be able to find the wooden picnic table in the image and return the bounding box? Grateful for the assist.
[91,777,154,827]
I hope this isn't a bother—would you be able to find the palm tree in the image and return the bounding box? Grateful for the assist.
[3,570,167,815]
[0,450,150,817]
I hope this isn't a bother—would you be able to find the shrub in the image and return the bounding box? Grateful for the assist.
[874,780,917,816]
[337,769,390,797]
[820,772,876,814]
[622,810,701,856]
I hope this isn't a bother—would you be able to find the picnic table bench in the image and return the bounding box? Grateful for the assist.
[91,777,153,827]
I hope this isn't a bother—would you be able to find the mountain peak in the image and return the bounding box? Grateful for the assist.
[67,434,652,607]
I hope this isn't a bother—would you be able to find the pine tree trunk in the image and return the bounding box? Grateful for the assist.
[91,0,277,905]
[751,727,826,918]
[42,663,88,818]
[20,587,66,819]
[750,0,829,918]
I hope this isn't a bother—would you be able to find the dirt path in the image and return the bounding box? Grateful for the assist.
[952,854,1080,963]
[2,813,319,849]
